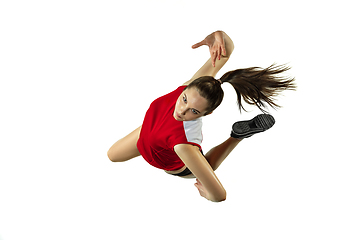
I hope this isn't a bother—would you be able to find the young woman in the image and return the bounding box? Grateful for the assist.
[107,30,296,202]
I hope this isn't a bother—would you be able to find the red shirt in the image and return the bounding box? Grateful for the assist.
[137,86,203,171]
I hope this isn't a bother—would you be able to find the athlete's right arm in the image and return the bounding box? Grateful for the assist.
[174,144,226,202]
[182,30,234,86]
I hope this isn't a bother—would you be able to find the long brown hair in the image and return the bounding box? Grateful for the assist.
[186,64,296,114]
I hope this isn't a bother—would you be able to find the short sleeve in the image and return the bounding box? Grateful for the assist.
[183,118,203,146]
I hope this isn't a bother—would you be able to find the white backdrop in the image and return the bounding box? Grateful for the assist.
[1,0,359,239]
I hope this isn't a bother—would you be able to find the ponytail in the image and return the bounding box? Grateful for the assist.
[220,64,296,112]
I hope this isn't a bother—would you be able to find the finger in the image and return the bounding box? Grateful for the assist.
[214,50,220,66]
[194,183,201,191]
[222,45,226,56]
[211,52,216,67]
[192,40,205,49]
[213,45,220,59]
[196,181,205,190]
[194,183,205,196]
[195,179,203,188]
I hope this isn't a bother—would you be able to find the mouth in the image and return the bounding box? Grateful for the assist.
[174,111,182,120]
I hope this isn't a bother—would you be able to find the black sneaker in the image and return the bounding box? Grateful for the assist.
[231,114,275,139]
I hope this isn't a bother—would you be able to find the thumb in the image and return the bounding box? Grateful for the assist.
[192,40,205,49]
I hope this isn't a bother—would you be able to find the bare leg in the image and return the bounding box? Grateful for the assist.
[204,137,242,171]
[178,137,242,179]
[107,126,142,162]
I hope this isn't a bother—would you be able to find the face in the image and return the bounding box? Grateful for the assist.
[173,87,209,121]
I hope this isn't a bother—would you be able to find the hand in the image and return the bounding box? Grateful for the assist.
[194,178,210,200]
[192,31,227,67]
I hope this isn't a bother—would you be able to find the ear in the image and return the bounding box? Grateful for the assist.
[204,111,213,116]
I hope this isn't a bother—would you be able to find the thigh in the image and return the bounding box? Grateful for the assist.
[107,126,142,162]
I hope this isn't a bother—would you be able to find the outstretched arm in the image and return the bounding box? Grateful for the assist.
[182,30,234,86]
[174,144,226,202]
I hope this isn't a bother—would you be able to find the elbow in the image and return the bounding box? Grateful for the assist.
[107,148,118,162]
[211,190,227,203]
[107,149,114,162]
[217,192,227,202]
[213,195,226,203]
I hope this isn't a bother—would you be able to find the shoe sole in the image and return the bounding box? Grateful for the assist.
[231,114,275,139]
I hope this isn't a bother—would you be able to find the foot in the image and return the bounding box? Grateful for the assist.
[231,114,275,139]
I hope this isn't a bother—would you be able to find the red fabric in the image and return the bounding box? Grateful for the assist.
[137,86,202,171]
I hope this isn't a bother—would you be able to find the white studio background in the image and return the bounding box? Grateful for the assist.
[0,0,359,240]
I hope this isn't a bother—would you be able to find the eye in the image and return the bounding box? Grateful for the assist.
[191,109,199,114]
[183,95,187,103]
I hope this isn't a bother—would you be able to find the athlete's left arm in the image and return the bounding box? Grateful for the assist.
[174,144,226,202]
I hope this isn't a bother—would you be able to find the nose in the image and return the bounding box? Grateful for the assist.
[179,106,187,116]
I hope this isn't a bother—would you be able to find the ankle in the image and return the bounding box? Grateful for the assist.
[230,136,243,142]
